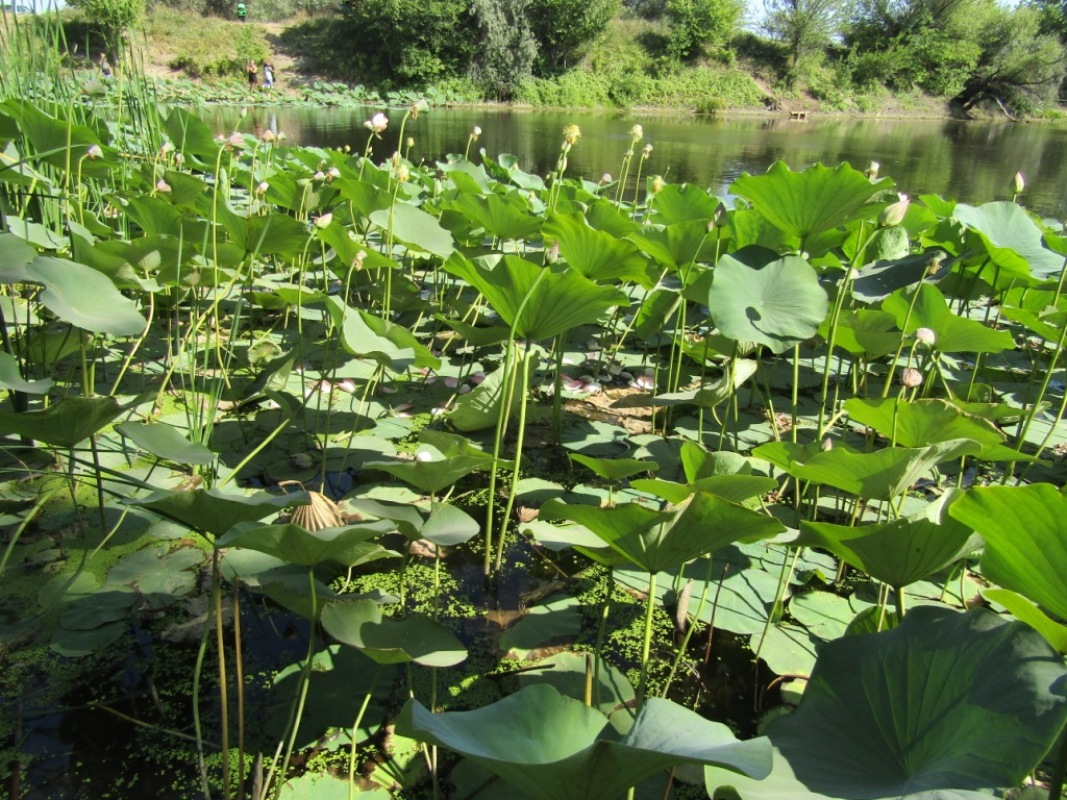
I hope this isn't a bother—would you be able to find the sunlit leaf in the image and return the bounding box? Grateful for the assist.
[321,599,467,667]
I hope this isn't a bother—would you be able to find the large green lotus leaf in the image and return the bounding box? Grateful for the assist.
[881,283,1014,353]
[0,256,147,336]
[239,213,313,258]
[850,250,953,304]
[746,607,1067,799]
[731,161,892,240]
[420,501,480,546]
[124,196,182,236]
[518,650,635,717]
[51,621,126,657]
[0,394,147,448]
[984,588,1067,654]
[0,351,52,394]
[543,211,654,287]
[115,421,214,466]
[949,483,1067,621]
[0,232,36,277]
[500,596,583,659]
[447,191,542,241]
[953,202,1064,278]
[842,398,1029,462]
[363,430,499,495]
[818,309,901,359]
[708,748,1001,800]
[324,296,439,372]
[708,248,827,354]
[649,359,759,408]
[131,487,310,537]
[569,453,659,482]
[397,683,771,800]
[3,99,115,177]
[449,351,536,432]
[217,520,398,567]
[162,107,221,162]
[544,493,783,574]
[369,202,455,258]
[446,253,626,341]
[105,546,204,609]
[60,589,137,631]
[753,439,981,500]
[279,772,389,799]
[627,220,708,271]
[797,491,977,588]
[321,599,467,667]
[269,645,395,750]
[649,183,721,225]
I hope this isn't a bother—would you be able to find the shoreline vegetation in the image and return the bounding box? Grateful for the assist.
[5,4,1067,122]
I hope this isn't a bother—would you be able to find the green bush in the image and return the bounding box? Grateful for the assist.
[664,0,741,62]
[528,0,619,72]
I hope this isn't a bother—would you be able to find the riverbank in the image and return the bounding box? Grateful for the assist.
[31,7,1066,121]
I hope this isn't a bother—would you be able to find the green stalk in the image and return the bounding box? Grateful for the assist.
[347,668,382,800]
[637,571,659,707]
[1046,723,1067,800]
[494,345,534,572]
[274,569,319,796]
[213,549,231,800]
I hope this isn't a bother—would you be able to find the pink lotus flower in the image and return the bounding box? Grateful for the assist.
[365,112,388,134]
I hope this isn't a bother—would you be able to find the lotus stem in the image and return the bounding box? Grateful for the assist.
[592,567,614,708]
[234,580,247,800]
[1046,721,1067,800]
[213,549,231,800]
[637,571,659,707]
[275,568,319,796]
[347,667,382,800]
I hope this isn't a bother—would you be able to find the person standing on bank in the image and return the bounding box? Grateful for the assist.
[98,53,113,79]
[246,59,257,94]
[263,61,274,90]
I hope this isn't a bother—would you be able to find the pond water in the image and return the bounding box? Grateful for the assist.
[198,105,1067,220]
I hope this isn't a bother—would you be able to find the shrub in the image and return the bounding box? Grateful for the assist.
[665,0,741,62]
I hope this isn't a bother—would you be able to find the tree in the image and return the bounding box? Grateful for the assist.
[763,0,847,67]
[665,0,742,61]
[527,0,619,72]
[472,0,539,98]
[332,0,477,87]
[69,0,145,63]
[952,4,1067,111]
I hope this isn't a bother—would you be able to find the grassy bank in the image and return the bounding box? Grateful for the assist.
[24,5,967,117]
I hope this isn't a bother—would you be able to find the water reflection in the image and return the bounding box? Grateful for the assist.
[198,106,1067,219]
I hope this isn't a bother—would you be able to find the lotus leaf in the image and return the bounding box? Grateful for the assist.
[397,683,772,800]
[445,253,627,341]
[708,247,827,354]
[731,161,892,241]
[882,283,1014,353]
[708,607,1067,799]
[321,598,467,667]
[131,487,311,538]
[949,483,1067,621]
[797,491,978,588]
[217,520,398,568]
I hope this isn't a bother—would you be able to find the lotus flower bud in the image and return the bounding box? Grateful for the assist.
[260,129,276,143]
[562,124,581,146]
[629,124,643,142]
[600,173,612,184]
[227,132,244,149]
[256,181,269,194]
[900,367,923,388]
[155,179,172,193]
[327,167,341,180]
[879,193,909,227]
[821,437,833,451]
[86,144,103,160]
[914,327,936,347]
[866,161,880,179]
[651,175,665,194]
[471,125,482,140]
[395,164,410,183]
[406,137,414,149]
[314,213,333,229]
[1013,171,1025,194]
[642,143,653,160]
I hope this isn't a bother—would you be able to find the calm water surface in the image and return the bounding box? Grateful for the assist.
[199,106,1067,219]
